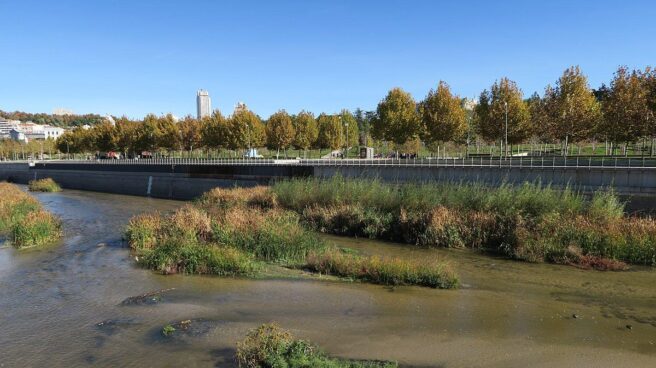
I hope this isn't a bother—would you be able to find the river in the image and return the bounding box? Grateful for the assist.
[0,188,655,367]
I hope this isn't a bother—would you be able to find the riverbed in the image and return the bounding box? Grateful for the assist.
[0,188,655,367]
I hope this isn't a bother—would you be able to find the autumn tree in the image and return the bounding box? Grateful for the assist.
[542,66,601,154]
[373,88,421,145]
[266,110,295,157]
[133,114,159,153]
[91,122,118,152]
[419,81,467,146]
[599,67,653,147]
[526,92,549,142]
[114,116,138,157]
[317,113,342,151]
[156,114,180,152]
[202,111,227,151]
[179,115,203,152]
[475,78,531,154]
[56,128,92,154]
[226,109,265,152]
[292,110,318,154]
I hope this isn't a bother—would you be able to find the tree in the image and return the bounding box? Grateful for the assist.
[542,66,601,153]
[114,116,138,157]
[156,114,180,152]
[292,111,318,153]
[419,81,467,146]
[526,92,549,142]
[266,110,295,157]
[599,66,653,146]
[373,88,421,145]
[91,122,118,152]
[202,111,227,150]
[179,115,203,152]
[133,114,159,153]
[339,109,360,149]
[354,108,375,146]
[317,113,342,151]
[56,128,91,154]
[226,109,265,152]
[475,78,531,153]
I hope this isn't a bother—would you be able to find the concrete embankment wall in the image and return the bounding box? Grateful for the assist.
[0,162,311,200]
[3,162,656,208]
[313,165,656,195]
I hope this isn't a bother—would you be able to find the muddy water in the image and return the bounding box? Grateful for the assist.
[1,189,655,367]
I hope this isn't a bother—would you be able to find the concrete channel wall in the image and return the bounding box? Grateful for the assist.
[2,162,656,200]
[314,165,656,195]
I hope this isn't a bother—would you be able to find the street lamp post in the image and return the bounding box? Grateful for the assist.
[504,101,508,159]
[344,122,349,159]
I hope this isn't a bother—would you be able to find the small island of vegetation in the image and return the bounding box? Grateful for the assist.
[0,182,62,248]
[28,178,62,192]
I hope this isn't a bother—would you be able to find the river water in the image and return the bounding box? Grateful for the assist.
[1,188,655,367]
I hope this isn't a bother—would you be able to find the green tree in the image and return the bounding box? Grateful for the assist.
[56,128,91,155]
[202,111,228,150]
[266,110,295,157]
[543,66,601,153]
[599,66,653,145]
[292,111,318,153]
[419,81,467,145]
[373,88,421,145]
[339,109,360,149]
[226,109,265,152]
[317,113,342,151]
[475,78,531,153]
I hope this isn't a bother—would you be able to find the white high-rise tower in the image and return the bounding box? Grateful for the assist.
[196,89,211,119]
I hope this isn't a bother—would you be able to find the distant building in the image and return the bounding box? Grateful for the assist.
[234,101,248,113]
[53,108,74,115]
[196,89,211,119]
[6,121,64,142]
[0,118,20,139]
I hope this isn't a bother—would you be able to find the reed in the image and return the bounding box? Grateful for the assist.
[0,182,61,248]
[28,178,62,192]
[305,248,459,289]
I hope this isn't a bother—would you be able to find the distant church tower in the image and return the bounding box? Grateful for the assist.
[196,89,211,119]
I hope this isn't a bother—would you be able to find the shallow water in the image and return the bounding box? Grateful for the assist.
[1,188,655,367]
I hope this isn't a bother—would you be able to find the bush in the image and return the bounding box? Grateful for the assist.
[28,178,62,192]
[236,323,398,368]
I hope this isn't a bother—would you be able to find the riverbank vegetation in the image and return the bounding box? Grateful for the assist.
[272,177,656,270]
[236,323,398,368]
[28,178,62,192]
[0,182,62,248]
[124,186,458,288]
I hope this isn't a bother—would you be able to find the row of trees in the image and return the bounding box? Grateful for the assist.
[51,65,656,157]
[0,110,106,127]
[55,109,361,157]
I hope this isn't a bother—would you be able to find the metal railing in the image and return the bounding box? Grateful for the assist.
[19,156,656,169]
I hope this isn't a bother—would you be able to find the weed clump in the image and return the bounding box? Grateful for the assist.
[236,323,398,368]
[28,178,62,192]
[0,182,62,248]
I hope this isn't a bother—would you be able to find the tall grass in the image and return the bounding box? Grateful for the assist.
[271,177,655,269]
[236,323,398,368]
[0,182,62,248]
[28,178,62,192]
[305,248,458,289]
[125,185,459,287]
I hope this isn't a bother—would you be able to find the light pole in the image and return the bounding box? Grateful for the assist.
[504,101,508,159]
[344,122,349,159]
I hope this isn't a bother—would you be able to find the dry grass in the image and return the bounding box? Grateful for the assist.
[28,178,62,192]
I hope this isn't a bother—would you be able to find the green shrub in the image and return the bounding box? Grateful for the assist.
[11,209,62,248]
[236,323,398,368]
[28,178,62,192]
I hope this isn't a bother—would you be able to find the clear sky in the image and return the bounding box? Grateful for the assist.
[1,0,654,119]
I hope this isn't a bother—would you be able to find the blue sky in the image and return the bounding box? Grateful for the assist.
[1,0,655,119]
